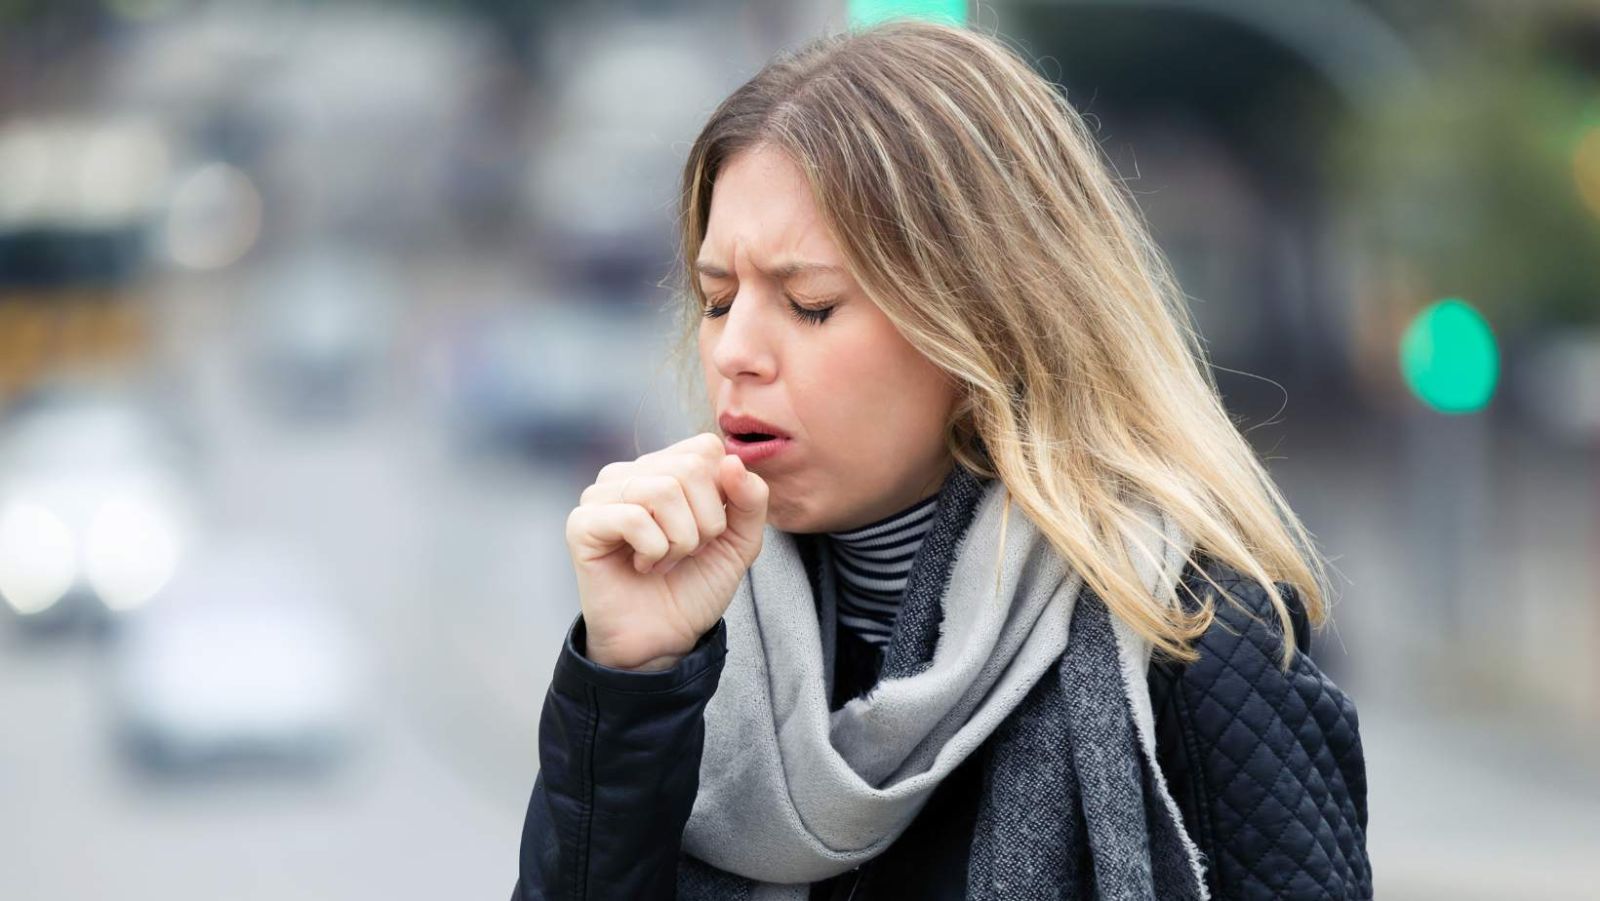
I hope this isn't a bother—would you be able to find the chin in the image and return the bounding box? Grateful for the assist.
[764,494,819,535]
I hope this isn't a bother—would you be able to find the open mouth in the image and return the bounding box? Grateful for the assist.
[723,430,793,466]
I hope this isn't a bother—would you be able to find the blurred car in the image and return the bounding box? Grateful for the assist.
[108,538,362,774]
[242,250,400,420]
[442,296,682,465]
[526,18,732,292]
[0,382,198,629]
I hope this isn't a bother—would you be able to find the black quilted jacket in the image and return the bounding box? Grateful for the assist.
[514,554,1372,899]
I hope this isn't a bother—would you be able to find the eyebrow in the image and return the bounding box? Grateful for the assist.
[694,260,845,280]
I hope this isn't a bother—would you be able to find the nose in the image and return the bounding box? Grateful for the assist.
[707,289,778,383]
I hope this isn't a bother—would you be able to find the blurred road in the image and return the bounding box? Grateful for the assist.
[2,269,585,900]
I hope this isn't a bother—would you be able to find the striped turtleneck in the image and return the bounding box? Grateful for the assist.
[825,491,940,648]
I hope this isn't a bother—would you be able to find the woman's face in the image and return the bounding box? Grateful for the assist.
[697,144,958,534]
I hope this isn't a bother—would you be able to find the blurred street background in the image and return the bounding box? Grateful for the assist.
[1,1,1597,898]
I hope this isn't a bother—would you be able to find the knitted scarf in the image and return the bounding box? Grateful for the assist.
[676,464,1210,900]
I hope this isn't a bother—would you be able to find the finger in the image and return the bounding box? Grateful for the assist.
[718,454,769,551]
[566,503,670,573]
[666,431,726,468]
[657,454,728,553]
[692,430,727,463]
[580,475,626,506]
[617,474,700,571]
[633,430,721,464]
[592,459,634,487]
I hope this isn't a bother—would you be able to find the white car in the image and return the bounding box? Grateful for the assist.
[108,538,363,773]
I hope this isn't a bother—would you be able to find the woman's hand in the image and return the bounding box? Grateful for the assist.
[564,432,769,671]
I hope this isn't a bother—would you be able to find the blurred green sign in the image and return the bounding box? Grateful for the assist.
[849,0,967,27]
[1399,298,1499,413]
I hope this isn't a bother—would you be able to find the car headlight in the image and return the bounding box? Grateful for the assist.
[0,501,77,615]
[85,492,183,612]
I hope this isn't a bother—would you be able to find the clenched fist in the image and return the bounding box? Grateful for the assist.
[565,432,769,671]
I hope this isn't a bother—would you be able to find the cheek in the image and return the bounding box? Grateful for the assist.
[790,329,878,410]
[802,325,949,433]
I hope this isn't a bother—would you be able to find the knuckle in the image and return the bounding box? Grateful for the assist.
[625,476,666,510]
[564,506,588,540]
[646,475,680,503]
[672,453,714,487]
[697,454,721,483]
[651,460,691,494]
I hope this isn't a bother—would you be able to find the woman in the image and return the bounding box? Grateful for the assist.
[515,18,1370,901]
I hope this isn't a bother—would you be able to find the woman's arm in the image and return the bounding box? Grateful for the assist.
[1150,565,1373,900]
[513,613,727,900]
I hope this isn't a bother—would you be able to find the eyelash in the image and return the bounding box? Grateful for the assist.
[702,296,835,325]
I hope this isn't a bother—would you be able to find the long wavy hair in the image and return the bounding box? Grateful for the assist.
[662,18,1333,669]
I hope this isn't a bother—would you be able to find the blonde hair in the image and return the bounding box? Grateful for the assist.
[664,18,1333,669]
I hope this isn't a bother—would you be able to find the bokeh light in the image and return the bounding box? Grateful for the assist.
[1400,297,1500,414]
[0,500,77,615]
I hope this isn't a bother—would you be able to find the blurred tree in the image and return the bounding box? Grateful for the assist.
[1331,6,1600,331]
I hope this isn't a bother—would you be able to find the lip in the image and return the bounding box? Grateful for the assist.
[723,433,792,467]
[718,412,792,440]
[718,412,794,468]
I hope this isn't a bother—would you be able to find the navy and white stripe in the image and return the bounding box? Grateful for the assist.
[825,492,940,648]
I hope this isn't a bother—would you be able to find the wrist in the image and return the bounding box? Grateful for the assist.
[582,622,694,672]
[622,653,686,672]
[589,648,685,672]
[558,615,728,694]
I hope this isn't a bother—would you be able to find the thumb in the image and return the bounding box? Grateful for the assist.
[719,454,769,553]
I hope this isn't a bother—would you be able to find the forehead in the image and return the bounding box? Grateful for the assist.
[700,146,844,269]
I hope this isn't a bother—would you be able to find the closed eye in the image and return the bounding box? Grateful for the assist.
[702,294,836,325]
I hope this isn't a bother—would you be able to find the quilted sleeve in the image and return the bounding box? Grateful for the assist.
[513,613,727,900]
[1151,564,1373,900]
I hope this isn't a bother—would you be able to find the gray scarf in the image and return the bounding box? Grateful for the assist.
[677,465,1210,900]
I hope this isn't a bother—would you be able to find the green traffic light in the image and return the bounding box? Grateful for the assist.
[1399,297,1499,414]
[848,0,967,28]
